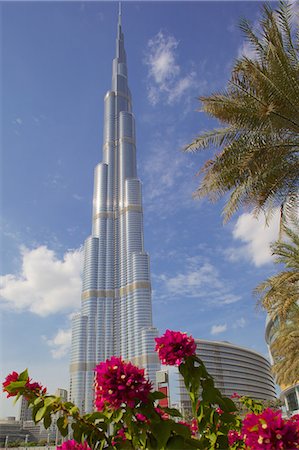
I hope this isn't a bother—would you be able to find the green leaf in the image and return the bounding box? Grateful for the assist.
[18,369,29,381]
[163,407,182,418]
[150,391,166,400]
[35,404,47,422]
[43,414,52,429]
[84,412,106,422]
[69,406,80,417]
[216,433,229,449]
[166,436,204,449]
[220,396,237,413]
[113,409,124,423]
[6,381,27,391]
[13,392,22,405]
[72,423,84,443]
[171,422,191,438]
[44,397,56,407]
[57,416,68,437]
[63,401,76,410]
[34,397,44,406]
[151,421,172,448]
[197,404,204,423]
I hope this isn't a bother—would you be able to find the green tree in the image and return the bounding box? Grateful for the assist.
[255,220,299,385]
[269,305,299,386]
[184,1,299,387]
[255,220,299,320]
[184,1,299,223]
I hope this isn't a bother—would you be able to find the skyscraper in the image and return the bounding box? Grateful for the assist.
[69,7,160,413]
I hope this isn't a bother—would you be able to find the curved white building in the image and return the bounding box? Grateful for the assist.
[69,9,160,413]
[179,339,276,414]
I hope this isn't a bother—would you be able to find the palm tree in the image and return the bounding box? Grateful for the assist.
[269,305,299,387]
[184,1,299,223]
[256,219,299,385]
[255,220,299,320]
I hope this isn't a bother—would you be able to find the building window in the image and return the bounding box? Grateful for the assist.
[286,391,298,412]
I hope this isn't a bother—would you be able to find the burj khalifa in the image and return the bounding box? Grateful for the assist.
[69,7,160,413]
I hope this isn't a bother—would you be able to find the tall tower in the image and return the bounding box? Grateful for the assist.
[69,7,160,413]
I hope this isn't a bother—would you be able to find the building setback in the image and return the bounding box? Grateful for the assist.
[69,7,160,413]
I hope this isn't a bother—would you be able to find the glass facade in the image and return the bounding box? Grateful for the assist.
[69,10,160,413]
[179,339,276,416]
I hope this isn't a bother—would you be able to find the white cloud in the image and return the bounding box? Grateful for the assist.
[233,317,246,329]
[168,71,198,103]
[144,31,200,105]
[227,209,280,267]
[44,328,72,359]
[161,262,222,295]
[146,31,179,85]
[0,245,83,316]
[210,324,227,335]
[73,193,84,201]
[238,40,258,60]
[141,134,196,217]
[156,257,241,307]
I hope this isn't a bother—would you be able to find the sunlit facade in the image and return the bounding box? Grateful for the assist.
[69,9,160,413]
[179,339,276,416]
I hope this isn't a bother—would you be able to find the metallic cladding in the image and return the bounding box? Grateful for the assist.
[69,12,160,413]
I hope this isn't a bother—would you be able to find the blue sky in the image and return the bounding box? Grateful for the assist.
[0,1,283,416]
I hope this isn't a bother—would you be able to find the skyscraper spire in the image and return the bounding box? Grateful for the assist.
[69,6,160,414]
[117,2,122,39]
[118,2,122,24]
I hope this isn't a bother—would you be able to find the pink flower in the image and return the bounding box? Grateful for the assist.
[26,381,47,396]
[216,407,224,415]
[241,408,299,449]
[155,330,196,366]
[2,372,46,399]
[228,430,242,446]
[2,372,20,397]
[57,440,91,450]
[135,413,150,424]
[231,392,241,399]
[94,356,152,410]
[178,421,192,433]
[154,407,169,420]
[190,418,198,436]
[111,428,127,446]
[178,419,198,436]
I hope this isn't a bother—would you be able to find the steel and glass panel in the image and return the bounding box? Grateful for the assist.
[70,14,160,413]
[179,339,276,416]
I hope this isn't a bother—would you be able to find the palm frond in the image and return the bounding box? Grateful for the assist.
[184,128,239,152]
[184,1,299,222]
[276,1,298,65]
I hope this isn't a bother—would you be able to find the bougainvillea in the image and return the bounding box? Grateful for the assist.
[155,329,196,365]
[178,419,198,436]
[241,408,299,449]
[111,428,127,446]
[154,407,169,420]
[2,371,19,397]
[228,429,242,446]
[190,418,199,436]
[94,356,151,410]
[2,371,46,398]
[135,413,150,424]
[4,331,299,450]
[57,440,91,450]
